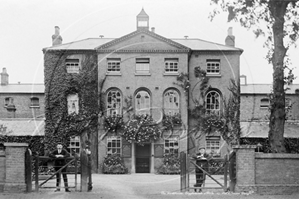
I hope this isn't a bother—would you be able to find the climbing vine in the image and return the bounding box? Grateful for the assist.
[122,114,161,145]
[44,52,99,151]
[161,113,183,132]
[182,66,241,147]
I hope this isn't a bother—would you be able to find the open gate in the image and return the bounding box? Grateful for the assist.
[180,151,236,192]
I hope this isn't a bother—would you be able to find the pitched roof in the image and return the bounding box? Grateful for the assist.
[241,84,299,94]
[172,38,243,52]
[96,30,190,51]
[241,121,299,138]
[0,84,44,93]
[137,8,149,17]
[0,118,44,136]
[43,34,242,52]
[43,38,114,51]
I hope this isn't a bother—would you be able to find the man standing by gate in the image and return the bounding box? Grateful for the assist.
[49,143,71,192]
[193,147,209,192]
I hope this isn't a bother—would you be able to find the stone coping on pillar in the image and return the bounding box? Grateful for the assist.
[232,145,257,149]
[4,143,28,147]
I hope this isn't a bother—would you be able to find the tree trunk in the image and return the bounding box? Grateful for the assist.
[268,1,288,153]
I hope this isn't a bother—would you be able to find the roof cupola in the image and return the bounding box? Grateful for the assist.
[137,8,149,31]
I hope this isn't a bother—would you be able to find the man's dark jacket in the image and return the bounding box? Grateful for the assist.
[49,149,70,167]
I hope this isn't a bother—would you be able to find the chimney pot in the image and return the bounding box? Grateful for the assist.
[240,75,247,85]
[184,36,188,39]
[52,26,63,46]
[225,27,235,47]
[0,67,9,86]
[151,27,155,33]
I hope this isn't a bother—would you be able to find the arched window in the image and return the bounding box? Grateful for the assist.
[205,90,220,115]
[135,90,150,115]
[163,89,180,115]
[67,94,79,114]
[106,89,122,116]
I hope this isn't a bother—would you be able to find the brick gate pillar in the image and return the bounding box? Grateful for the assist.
[233,145,257,193]
[3,143,28,193]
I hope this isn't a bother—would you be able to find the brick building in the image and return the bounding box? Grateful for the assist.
[0,68,44,137]
[43,9,243,173]
[2,9,298,174]
[240,75,299,140]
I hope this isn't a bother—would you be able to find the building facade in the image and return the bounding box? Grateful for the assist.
[240,75,299,140]
[42,9,243,173]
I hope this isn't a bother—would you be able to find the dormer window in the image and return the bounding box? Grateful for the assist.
[66,59,80,73]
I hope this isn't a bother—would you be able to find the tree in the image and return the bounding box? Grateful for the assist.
[210,0,299,153]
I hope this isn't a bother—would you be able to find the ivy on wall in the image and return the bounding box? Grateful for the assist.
[122,114,161,145]
[186,66,241,147]
[44,52,99,152]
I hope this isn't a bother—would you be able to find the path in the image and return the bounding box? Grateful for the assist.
[0,174,298,199]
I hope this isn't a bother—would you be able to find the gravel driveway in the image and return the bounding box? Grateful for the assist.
[0,174,298,199]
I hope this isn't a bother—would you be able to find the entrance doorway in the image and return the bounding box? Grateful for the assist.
[135,144,151,173]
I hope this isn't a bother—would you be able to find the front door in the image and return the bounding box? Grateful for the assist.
[136,144,151,173]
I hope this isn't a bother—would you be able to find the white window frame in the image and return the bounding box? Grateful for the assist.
[165,58,179,73]
[135,90,151,115]
[106,89,122,116]
[164,89,180,115]
[66,59,80,73]
[107,136,122,156]
[164,137,179,155]
[67,94,79,114]
[30,97,40,108]
[107,58,121,72]
[69,136,80,155]
[206,136,220,155]
[136,58,150,73]
[260,98,270,109]
[205,91,221,115]
[206,59,220,75]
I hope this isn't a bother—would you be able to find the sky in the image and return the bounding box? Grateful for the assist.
[0,0,299,84]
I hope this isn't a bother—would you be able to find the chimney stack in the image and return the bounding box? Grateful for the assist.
[225,27,235,47]
[52,26,63,46]
[240,75,247,85]
[0,67,9,86]
[151,27,155,33]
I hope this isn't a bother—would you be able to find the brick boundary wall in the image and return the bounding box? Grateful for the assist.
[233,145,299,195]
[0,150,5,192]
[3,143,28,193]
